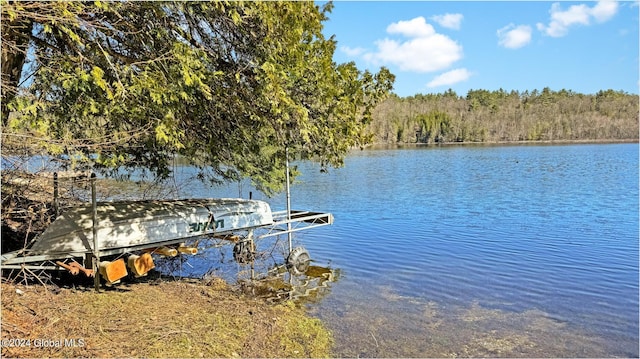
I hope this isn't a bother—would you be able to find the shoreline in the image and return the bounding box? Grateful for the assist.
[365,138,639,149]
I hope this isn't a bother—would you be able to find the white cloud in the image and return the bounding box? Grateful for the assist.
[537,0,619,37]
[363,16,463,73]
[341,46,366,57]
[430,13,464,30]
[591,0,618,22]
[386,16,436,38]
[497,24,532,49]
[427,68,472,88]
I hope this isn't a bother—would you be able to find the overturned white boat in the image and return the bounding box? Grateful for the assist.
[1,198,333,268]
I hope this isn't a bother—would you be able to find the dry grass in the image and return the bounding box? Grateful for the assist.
[1,279,333,358]
[1,166,333,358]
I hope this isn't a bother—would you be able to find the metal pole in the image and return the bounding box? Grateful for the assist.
[53,172,59,218]
[91,173,100,291]
[285,146,292,253]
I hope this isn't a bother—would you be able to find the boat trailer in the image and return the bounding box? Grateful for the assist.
[1,172,333,288]
[1,205,332,282]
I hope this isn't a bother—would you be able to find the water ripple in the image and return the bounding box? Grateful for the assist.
[186,143,640,357]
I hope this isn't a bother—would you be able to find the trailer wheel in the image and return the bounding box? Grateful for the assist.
[287,247,310,275]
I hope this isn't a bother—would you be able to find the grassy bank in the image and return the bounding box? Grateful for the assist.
[1,279,333,358]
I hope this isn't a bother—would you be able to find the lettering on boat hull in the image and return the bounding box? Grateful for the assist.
[188,218,225,233]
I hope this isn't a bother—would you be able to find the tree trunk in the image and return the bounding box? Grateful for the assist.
[1,15,33,126]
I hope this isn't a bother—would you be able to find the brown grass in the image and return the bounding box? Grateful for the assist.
[1,279,333,358]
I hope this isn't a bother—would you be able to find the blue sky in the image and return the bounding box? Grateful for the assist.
[321,1,639,97]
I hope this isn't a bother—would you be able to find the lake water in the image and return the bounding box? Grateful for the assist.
[177,143,638,357]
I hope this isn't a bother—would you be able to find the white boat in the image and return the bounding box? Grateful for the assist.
[1,198,334,269]
[1,198,273,264]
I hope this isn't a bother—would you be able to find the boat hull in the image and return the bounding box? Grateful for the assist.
[27,198,273,256]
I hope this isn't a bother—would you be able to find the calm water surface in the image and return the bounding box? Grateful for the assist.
[182,143,638,357]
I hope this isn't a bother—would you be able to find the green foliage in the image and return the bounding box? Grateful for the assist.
[467,89,498,113]
[371,88,638,144]
[415,111,451,143]
[2,1,394,196]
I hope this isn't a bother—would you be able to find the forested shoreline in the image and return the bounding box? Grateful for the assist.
[368,88,639,144]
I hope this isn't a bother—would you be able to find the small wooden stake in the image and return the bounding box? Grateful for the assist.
[154,246,178,257]
[177,246,198,255]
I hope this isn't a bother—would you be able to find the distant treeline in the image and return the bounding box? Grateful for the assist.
[369,88,639,144]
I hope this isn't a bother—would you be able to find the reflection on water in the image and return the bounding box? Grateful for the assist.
[152,235,340,306]
[240,264,340,305]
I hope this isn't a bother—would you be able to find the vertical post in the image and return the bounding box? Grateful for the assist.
[91,173,100,291]
[285,146,292,253]
[249,230,255,281]
[53,172,59,218]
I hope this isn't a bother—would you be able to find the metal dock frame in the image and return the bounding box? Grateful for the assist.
[258,210,334,240]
